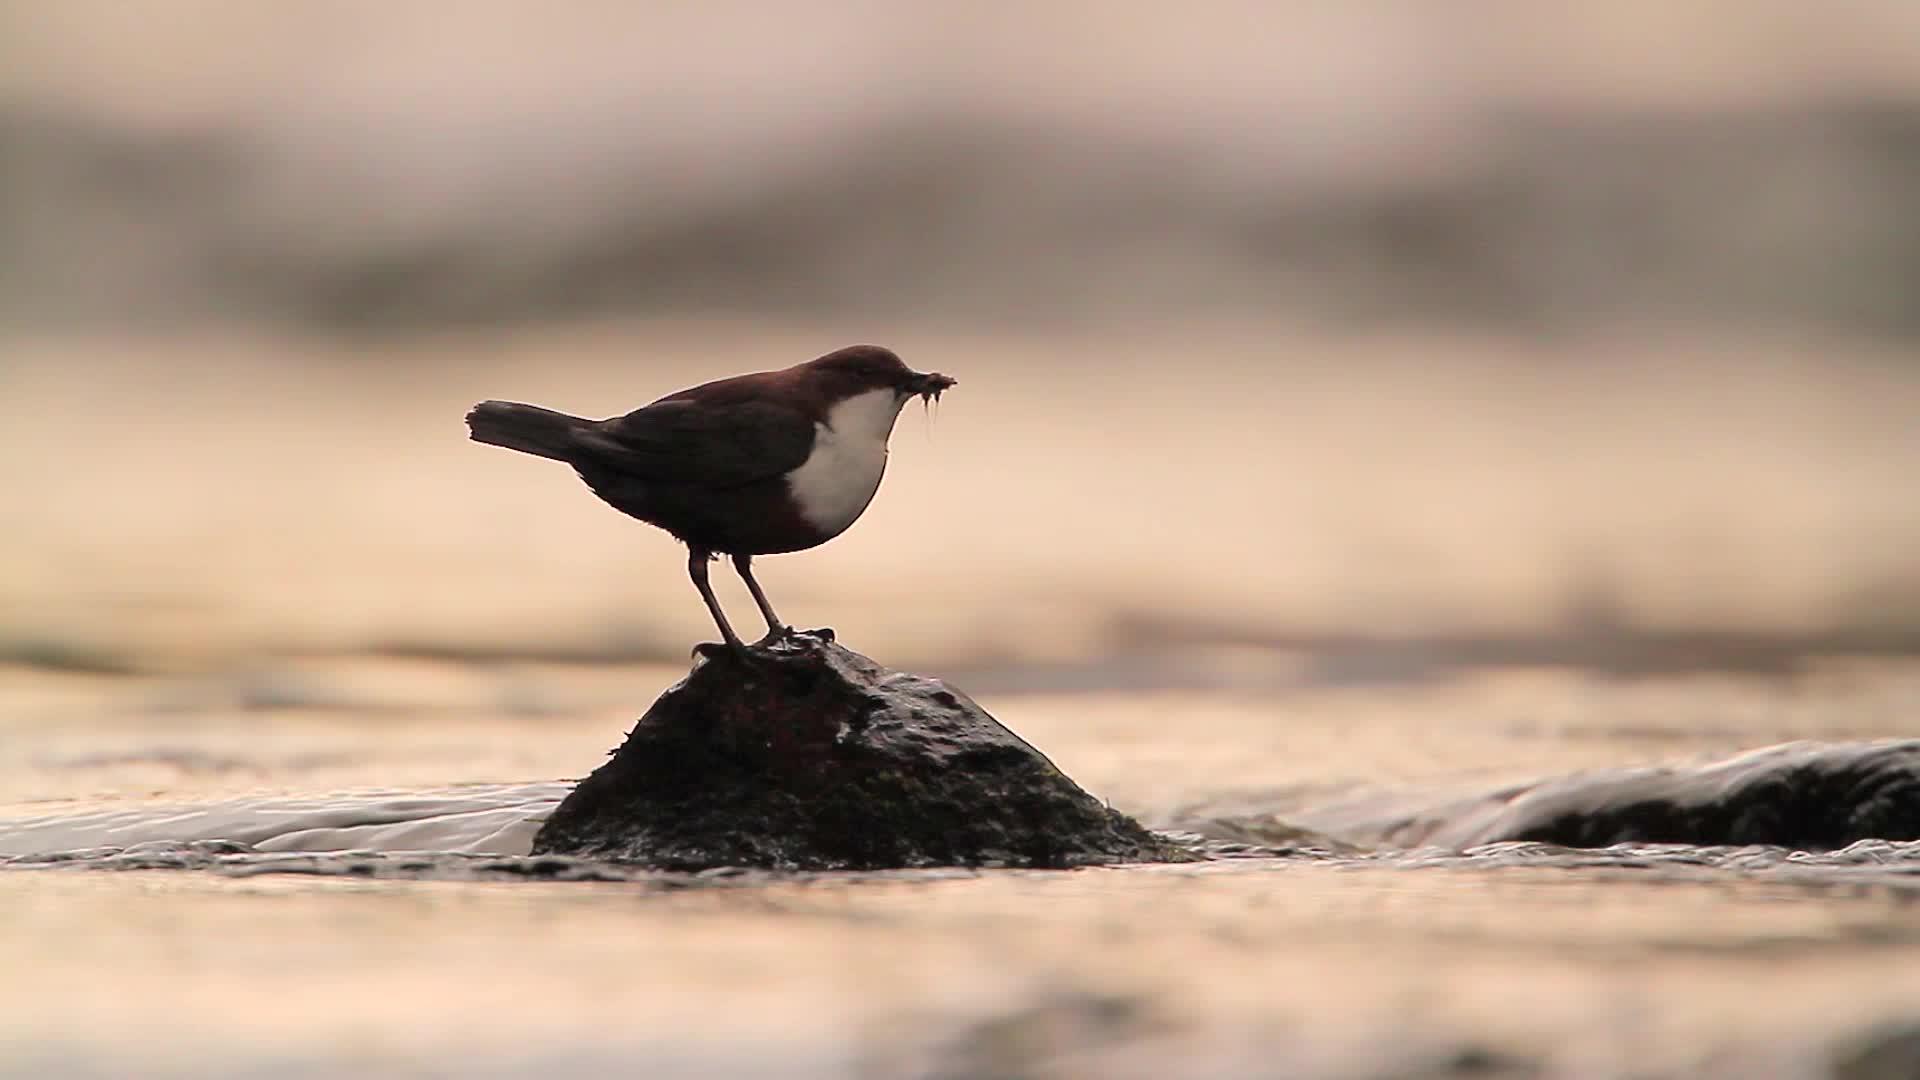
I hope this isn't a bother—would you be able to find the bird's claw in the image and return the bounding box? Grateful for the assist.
[693,640,756,664]
[694,626,833,664]
[762,626,837,647]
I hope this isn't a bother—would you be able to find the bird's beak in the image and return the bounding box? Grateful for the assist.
[906,371,956,403]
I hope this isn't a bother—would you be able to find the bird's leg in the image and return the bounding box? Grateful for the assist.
[687,547,747,656]
[732,554,792,644]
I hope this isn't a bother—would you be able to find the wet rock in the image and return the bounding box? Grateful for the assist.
[1431,741,1920,851]
[532,632,1187,870]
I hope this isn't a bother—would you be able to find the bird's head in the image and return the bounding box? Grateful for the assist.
[806,345,956,407]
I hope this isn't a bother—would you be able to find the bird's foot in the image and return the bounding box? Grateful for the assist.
[759,625,836,648]
[693,627,834,664]
[752,624,796,648]
[692,639,757,664]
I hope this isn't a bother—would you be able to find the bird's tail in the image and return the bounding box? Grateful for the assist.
[465,401,587,462]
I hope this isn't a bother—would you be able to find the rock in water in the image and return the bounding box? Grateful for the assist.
[531,632,1186,870]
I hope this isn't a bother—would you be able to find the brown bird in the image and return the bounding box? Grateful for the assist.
[466,345,955,653]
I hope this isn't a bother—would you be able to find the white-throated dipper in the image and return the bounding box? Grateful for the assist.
[466,345,955,654]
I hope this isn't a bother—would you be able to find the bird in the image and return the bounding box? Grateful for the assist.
[466,345,955,654]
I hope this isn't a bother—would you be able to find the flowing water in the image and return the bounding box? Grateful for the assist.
[7,655,1920,1079]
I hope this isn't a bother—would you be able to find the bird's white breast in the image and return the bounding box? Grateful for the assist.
[785,388,905,538]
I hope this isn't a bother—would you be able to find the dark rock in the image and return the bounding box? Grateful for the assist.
[531,632,1188,870]
[1412,740,1920,851]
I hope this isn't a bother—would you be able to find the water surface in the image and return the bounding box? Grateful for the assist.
[6,658,1920,1078]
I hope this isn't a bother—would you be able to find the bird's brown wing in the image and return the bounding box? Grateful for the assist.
[569,398,817,489]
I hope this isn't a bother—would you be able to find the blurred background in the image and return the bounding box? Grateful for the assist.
[4,0,1920,684]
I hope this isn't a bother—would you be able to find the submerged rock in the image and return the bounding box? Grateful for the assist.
[531,632,1187,870]
[1323,740,1920,852]
[1186,739,1920,854]
[1478,739,1920,851]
